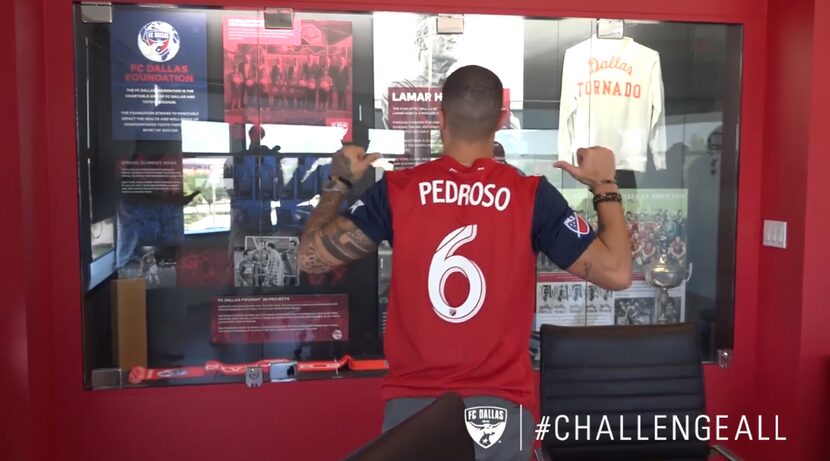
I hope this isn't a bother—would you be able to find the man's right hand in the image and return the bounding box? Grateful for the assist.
[554,146,617,191]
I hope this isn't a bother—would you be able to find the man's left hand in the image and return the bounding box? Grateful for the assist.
[332,145,381,185]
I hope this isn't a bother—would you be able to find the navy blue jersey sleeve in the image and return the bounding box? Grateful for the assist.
[343,176,393,245]
[531,176,596,269]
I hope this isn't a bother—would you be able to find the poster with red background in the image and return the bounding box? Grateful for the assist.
[223,17,353,133]
[211,294,349,344]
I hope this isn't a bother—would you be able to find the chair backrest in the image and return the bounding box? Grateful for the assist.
[342,392,476,461]
[540,323,709,461]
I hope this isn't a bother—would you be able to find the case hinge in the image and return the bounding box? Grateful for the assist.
[264,8,294,30]
[717,349,733,368]
[80,2,112,24]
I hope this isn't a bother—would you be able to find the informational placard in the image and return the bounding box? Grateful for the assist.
[385,87,512,165]
[374,13,524,167]
[110,9,208,140]
[222,16,354,130]
[115,156,184,275]
[223,17,303,46]
[119,158,183,195]
[211,294,349,344]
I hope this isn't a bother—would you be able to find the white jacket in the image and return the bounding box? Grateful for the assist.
[558,37,667,172]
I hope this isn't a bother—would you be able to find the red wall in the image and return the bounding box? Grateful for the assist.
[794,0,830,456]
[751,0,830,458]
[3,0,53,460]
[1,2,33,459]
[16,0,828,459]
[752,0,813,457]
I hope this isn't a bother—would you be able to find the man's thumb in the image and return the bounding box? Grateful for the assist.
[554,160,579,177]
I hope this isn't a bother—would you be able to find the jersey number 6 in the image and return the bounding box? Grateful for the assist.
[428,225,487,323]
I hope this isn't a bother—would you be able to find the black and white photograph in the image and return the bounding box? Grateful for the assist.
[535,278,588,328]
[585,283,614,326]
[536,283,557,314]
[566,282,585,314]
[117,245,177,289]
[373,12,524,122]
[234,236,300,288]
[615,297,657,326]
[657,294,683,324]
[373,13,524,165]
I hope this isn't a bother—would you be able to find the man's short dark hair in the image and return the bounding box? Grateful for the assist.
[441,65,503,141]
[249,125,265,142]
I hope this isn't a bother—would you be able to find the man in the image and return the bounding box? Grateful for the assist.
[669,235,687,264]
[265,242,285,287]
[140,247,160,286]
[237,249,255,287]
[332,56,349,111]
[640,233,658,266]
[298,65,631,460]
[251,238,269,287]
[541,284,552,302]
[674,209,687,239]
[271,57,284,109]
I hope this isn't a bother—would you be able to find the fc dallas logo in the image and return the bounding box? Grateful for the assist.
[564,213,590,237]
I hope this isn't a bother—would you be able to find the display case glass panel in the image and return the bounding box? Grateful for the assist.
[75,4,741,389]
[369,14,740,363]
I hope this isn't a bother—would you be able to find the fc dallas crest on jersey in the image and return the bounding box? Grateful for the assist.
[564,213,591,237]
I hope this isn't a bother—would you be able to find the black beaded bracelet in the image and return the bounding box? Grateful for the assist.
[592,191,623,210]
[588,179,618,194]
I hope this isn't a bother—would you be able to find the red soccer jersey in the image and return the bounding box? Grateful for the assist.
[346,155,595,409]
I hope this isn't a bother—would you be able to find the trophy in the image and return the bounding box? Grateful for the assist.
[644,237,692,324]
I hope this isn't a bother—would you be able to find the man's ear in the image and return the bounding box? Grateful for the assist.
[438,108,447,131]
[497,108,509,129]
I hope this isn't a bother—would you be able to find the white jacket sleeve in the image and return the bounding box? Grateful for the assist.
[648,54,667,170]
[557,49,578,164]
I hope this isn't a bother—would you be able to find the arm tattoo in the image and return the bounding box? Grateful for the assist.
[582,261,593,280]
[331,150,355,183]
[298,190,377,274]
[303,189,343,234]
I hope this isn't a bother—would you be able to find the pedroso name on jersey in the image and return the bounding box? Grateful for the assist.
[418,180,511,211]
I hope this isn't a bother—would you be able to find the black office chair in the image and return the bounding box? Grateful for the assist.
[342,392,476,461]
[537,323,710,461]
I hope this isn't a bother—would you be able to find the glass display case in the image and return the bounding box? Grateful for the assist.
[74,3,741,389]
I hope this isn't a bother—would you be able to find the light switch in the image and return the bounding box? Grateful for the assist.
[763,220,787,249]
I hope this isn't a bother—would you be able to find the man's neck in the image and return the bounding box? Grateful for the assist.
[443,140,494,167]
